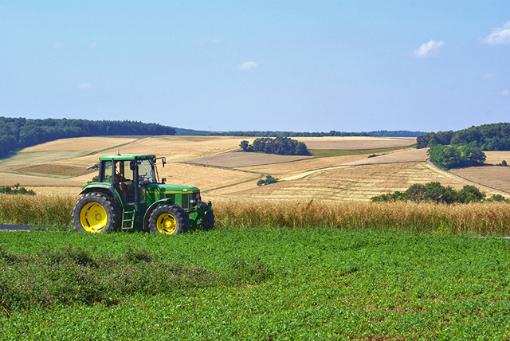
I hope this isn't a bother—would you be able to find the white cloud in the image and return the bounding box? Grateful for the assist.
[414,40,444,58]
[484,21,510,45]
[237,61,258,71]
[501,89,510,97]
[78,82,92,90]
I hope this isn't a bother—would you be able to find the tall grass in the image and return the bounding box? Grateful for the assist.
[215,200,510,235]
[0,194,509,235]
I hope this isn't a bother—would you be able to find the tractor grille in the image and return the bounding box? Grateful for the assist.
[190,192,201,209]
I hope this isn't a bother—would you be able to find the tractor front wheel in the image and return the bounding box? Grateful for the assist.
[73,193,120,233]
[149,205,189,235]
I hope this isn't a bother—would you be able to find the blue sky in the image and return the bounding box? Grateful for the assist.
[0,1,509,132]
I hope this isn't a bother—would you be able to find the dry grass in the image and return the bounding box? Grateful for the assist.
[188,151,312,168]
[16,164,90,177]
[0,172,82,187]
[90,136,249,163]
[21,136,138,152]
[1,194,508,235]
[297,136,416,150]
[214,200,510,235]
[239,154,366,176]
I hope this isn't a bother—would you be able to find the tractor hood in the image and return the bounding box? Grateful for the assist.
[145,183,199,193]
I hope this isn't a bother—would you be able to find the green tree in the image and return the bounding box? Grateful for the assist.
[429,145,485,169]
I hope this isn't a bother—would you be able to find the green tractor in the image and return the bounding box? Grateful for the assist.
[72,154,214,234]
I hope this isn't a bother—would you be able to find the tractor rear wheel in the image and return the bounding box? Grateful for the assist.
[149,204,189,235]
[73,192,120,233]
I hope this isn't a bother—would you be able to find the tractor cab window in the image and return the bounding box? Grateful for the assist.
[137,159,157,184]
[115,161,135,203]
[101,160,114,182]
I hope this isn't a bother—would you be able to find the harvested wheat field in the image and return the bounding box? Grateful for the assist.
[226,162,473,202]
[297,136,416,150]
[188,151,312,168]
[450,166,510,193]
[343,148,428,166]
[3,135,508,201]
[484,151,510,165]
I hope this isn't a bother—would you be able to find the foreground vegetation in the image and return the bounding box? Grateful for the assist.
[1,194,509,235]
[0,229,508,339]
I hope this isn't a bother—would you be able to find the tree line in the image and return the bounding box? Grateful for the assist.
[192,130,424,138]
[417,123,510,170]
[0,116,176,158]
[417,123,510,150]
[240,137,310,155]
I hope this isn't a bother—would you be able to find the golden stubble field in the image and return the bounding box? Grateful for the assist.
[0,135,508,201]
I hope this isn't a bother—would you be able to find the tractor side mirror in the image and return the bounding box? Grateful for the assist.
[161,177,167,184]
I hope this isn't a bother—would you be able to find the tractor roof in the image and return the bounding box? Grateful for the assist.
[99,154,156,161]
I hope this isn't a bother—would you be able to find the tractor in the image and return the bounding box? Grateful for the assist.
[72,154,214,234]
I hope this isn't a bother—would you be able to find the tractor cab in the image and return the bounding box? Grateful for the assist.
[72,154,214,234]
[98,154,161,205]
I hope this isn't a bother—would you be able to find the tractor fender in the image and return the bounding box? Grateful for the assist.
[143,198,174,231]
[80,185,124,206]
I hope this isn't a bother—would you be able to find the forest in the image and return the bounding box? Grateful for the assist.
[416,123,510,150]
[0,117,176,158]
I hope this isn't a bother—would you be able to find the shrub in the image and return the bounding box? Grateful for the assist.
[372,182,507,204]
[456,185,485,203]
[429,144,486,169]
[0,184,35,196]
[241,137,310,156]
[500,160,508,167]
[239,140,251,152]
[257,175,278,186]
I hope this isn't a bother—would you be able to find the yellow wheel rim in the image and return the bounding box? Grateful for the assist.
[79,202,108,233]
[156,213,177,234]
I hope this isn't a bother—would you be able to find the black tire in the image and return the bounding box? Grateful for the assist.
[200,204,215,230]
[149,204,189,235]
[72,192,120,233]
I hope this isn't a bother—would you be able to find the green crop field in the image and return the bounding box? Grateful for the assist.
[0,228,508,339]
